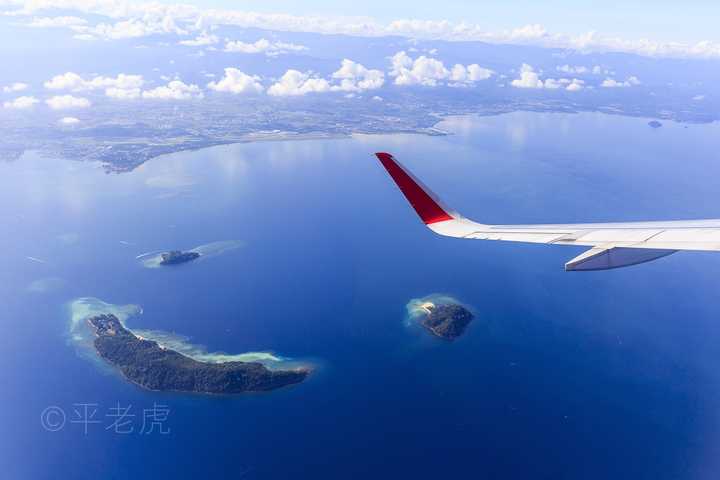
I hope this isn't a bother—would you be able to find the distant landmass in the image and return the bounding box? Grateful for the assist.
[419,303,474,340]
[1,95,713,172]
[159,250,200,266]
[88,314,309,394]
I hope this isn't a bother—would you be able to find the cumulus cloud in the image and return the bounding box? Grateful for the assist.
[511,64,583,91]
[389,51,493,87]
[71,16,187,40]
[223,38,307,56]
[178,31,219,46]
[331,59,384,91]
[44,72,144,92]
[510,64,545,88]
[601,76,641,88]
[3,82,28,93]
[44,72,85,91]
[8,4,720,59]
[3,96,38,109]
[105,87,141,99]
[59,116,80,125]
[556,64,607,75]
[267,70,330,96]
[27,16,87,27]
[142,80,203,100]
[238,60,385,96]
[207,68,264,94]
[565,78,585,91]
[557,64,588,75]
[45,95,91,109]
[543,78,564,89]
[449,63,494,85]
[390,51,447,86]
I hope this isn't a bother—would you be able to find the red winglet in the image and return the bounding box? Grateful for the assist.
[375,152,454,224]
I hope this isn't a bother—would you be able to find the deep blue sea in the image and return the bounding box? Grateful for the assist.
[3,112,720,479]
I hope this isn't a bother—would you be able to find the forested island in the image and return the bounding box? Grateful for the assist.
[87,314,309,394]
[159,250,200,266]
[419,303,474,340]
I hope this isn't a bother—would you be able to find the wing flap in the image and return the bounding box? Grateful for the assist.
[565,246,677,271]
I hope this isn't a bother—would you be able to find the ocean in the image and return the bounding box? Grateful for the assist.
[3,111,720,479]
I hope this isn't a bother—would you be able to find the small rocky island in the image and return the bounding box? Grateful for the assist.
[648,120,663,128]
[419,302,474,340]
[159,250,200,266]
[87,314,309,394]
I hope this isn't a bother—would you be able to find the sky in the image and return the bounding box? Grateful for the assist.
[179,0,720,44]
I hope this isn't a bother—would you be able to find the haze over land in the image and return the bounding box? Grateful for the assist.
[1,1,718,171]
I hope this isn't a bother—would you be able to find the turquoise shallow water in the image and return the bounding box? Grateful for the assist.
[3,112,720,479]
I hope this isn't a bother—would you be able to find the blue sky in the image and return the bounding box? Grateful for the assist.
[177,0,720,44]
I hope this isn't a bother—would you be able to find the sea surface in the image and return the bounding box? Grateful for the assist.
[3,112,720,479]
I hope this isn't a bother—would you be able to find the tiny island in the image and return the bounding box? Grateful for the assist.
[87,314,309,394]
[648,120,663,128]
[159,250,200,266]
[418,302,474,340]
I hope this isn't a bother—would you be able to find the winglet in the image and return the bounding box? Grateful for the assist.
[375,152,454,224]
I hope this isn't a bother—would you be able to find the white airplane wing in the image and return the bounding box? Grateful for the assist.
[375,152,720,271]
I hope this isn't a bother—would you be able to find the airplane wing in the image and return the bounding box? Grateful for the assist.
[375,152,720,271]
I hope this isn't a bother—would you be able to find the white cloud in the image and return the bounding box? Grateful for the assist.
[178,31,218,46]
[511,64,544,88]
[383,21,720,59]
[556,64,606,76]
[8,4,720,59]
[223,38,307,56]
[389,51,492,87]
[267,70,330,96]
[449,63,494,85]
[142,80,203,100]
[44,72,85,91]
[557,65,588,75]
[511,64,581,90]
[72,33,95,41]
[601,76,641,88]
[105,87,141,99]
[390,51,448,86]
[27,16,86,27]
[71,16,187,40]
[601,78,626,88]
[3,96,38,109]
[331,59,384,91]
[542,77,563,89]
[59,116,80,125]
[692,95,705,101]
[3,82,28,93]
[565,78,585,91]
[207,68,264,94]
[46,95,91,109]
[44,72,144,92]
[209,60,384,96]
